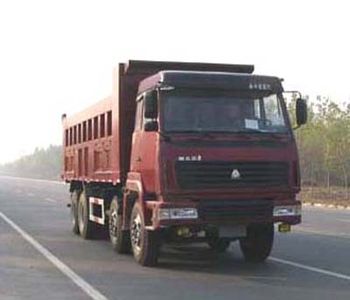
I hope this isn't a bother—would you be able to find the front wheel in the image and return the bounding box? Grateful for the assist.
[130,202,160,267]
[239,223,274,263]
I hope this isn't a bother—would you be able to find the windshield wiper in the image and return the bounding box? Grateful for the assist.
[166,130,219,139]
[158,132,172,142]
[238,128,265,133]
[234,129,290,141]
[163,128,290,143]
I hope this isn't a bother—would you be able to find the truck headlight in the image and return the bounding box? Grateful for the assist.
[273,205,301,217]
[158,208,198,220]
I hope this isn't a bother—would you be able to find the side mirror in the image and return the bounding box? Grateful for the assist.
[144,120,158,132]
[144,90,158,119]
[296,98,307,126]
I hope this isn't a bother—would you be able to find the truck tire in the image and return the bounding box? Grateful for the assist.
[130,202,160,267]
[77,191,99,239]
[239,223,274,263]
[208,238,231,253]
[70,190,80,235]
[109,196,131,253]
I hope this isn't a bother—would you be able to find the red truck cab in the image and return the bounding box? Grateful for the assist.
[62,60,307,266]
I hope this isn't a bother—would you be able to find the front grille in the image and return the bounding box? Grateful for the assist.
[199,199,273,221]
[175,161,289,190]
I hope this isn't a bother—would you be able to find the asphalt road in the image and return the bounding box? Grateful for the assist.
[0,176,350,300]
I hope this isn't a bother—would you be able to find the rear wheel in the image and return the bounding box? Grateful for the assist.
[77,191,99,239]
[109,196,131,253]
[239,223,274,263]
[70,190,80,235]
[130,202,160,267]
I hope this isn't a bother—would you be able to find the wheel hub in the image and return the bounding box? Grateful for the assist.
[131,214,142,254]
[78,199,85,233]
[109,209,118,238]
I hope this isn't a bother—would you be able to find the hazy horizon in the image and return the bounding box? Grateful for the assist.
[1,0,349,163]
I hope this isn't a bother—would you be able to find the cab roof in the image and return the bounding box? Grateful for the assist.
[138,71,283,95]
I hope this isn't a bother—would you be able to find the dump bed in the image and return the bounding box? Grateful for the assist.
[62,60,254,184]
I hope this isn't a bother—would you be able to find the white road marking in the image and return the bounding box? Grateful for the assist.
[294,227,350,239]
[0,211,108,300]
[239,276,287,281]
[0,175,64,185]
[270,257,350,281]
[303,203,350,211]
[45,197,57,203]
[27,192,35,197]
[335,218,350,223]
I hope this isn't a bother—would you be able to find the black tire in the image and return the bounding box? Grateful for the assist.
[109,196,131,253]
[77,191,99,239]
[70,190,80,235]
[208,238,231,253]
[239,223,274,263]
[130,202,160,267]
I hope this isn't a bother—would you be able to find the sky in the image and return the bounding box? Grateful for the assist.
[0,0,349,163]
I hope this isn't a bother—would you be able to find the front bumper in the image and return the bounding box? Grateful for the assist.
[146,199,301,230]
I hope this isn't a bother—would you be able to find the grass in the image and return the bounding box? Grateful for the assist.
[301,186,350,206]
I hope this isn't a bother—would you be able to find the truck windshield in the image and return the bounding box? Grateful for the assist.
[162,90,289,134]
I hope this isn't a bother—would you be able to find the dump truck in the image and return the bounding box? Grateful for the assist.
[62,60,307,266]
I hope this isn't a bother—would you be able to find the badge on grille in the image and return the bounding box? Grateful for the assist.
[231,169,241,180]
